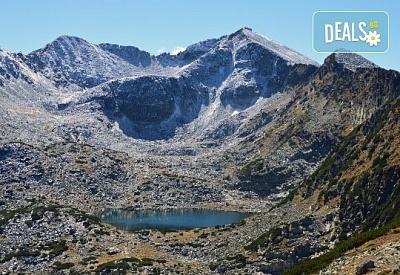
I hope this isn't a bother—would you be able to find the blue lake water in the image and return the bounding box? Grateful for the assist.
[100,209,251,231]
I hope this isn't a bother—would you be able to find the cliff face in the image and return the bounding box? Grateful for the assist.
[98,43,152,67]
[305,97,400,234]
[27,28,318,140]
[233,53,400,197]
[212,98,400,275]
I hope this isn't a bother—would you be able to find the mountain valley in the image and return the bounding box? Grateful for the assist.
[0,28,399,274]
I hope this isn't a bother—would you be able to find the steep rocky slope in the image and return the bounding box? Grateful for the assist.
[2,28,319,143]
[234,97,400,275]
[231,52,400,197]
[49,27,318,140]
[284,96,400,274]
[304,97,400,233]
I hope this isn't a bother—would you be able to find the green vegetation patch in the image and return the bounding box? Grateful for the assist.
[0,204,60,227]
[53,261,75,270]
[284,213,400,275]
[244,227,284,251]
[40,240,68,258]
[95,260,130,274]
[94,257,159,273]
[226,253,247,265]
[239,158,264,177]
[1,248,41,263]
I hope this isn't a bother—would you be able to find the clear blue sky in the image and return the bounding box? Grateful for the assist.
[1,0,398,70]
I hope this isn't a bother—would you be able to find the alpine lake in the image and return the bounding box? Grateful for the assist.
[100,208,252,231]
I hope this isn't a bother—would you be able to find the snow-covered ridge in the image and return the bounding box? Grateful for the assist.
[20,29,320,92]
[183,27,319,67]
[26,35,180,90]
[0,27,388,144]
[184,38,219,55]
[236,28,319,66]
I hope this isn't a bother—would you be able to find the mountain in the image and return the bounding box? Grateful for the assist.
[24,36,149,90]
[278,97,400,275]
[332,51,379,71]
[209,50,400,274]
[26,27,319,140]
[0,28,399,274]
[207,60,400,273]
[232,52,400,196]
[98,43,152,67]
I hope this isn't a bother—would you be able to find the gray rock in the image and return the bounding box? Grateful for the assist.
[356,260,375,275]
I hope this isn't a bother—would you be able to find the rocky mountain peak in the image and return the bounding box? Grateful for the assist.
[226,27,253,40]
[37,35,102,61]
[178,28,319,68]
[99,43,152,67]
[0,47,34,87]
[323,51,379,72]
[225,27,319,66]
[33,35,107,63]
[48,35,91,49]
[334,51,379,71]
[26,35,145,90]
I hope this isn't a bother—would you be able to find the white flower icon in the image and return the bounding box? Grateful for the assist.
[365,31,381,46]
